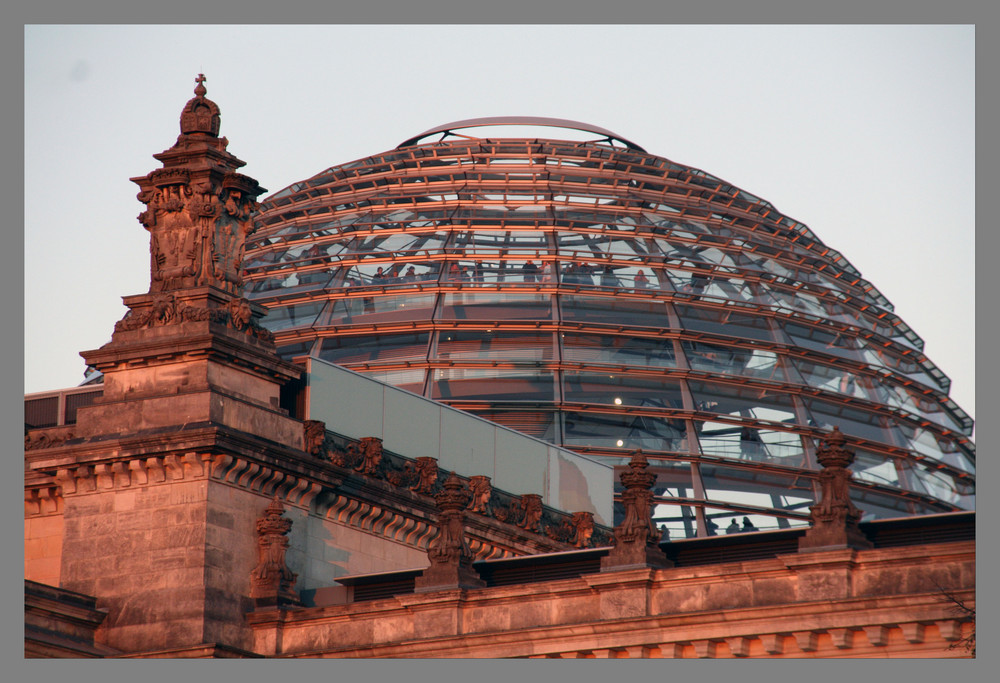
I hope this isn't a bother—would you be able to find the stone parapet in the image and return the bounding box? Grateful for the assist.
[246,538,974,658]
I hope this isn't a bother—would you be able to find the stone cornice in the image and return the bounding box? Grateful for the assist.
[83,324,300,383]
[27,424,552,561]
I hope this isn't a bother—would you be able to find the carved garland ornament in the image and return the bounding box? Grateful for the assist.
[113,293,273,342]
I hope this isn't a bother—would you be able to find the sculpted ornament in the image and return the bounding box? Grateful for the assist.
[466,475,492,514]
[133,76,264,297]
[615,450,658,544]
[517,493,544,533]
[426,472,473,567]
[602,450,671,570]
[249,496,300,605]
[352,436,384,477]
[570,511,595,548]
[25,431,74,452]
[545,510,595,548]
[303,420,327,457]
[799,427,873,551]
[113,294,272,342]
[407,457,439,495]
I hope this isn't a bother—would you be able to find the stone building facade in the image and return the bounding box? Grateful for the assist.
[24,77,974,659]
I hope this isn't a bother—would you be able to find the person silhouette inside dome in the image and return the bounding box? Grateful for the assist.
[726,518,741,535]
[634,269,649,291]
[521,259,539,283]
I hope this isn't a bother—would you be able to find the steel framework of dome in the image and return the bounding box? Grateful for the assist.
[243,120,974,538]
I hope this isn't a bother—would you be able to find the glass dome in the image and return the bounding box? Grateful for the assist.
[244,121,974,538]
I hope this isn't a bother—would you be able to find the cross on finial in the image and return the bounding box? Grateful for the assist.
[194,73,207,97]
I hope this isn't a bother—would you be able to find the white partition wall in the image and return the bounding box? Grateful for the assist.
[305,358,613,525]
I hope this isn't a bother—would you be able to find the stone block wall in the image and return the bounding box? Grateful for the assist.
[25,514,64,588]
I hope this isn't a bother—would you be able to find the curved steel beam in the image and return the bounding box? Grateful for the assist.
[397,116,647,152]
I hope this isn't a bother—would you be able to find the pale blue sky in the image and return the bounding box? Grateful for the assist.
[24,24,975,424]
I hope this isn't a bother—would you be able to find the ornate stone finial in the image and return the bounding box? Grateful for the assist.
[601,450,671,571]
[180,73,220,136]
[194,73,207,98]
[415,472,485,592]
[124,77,266,306]
[799,427,873,552]
[249,496,301,607]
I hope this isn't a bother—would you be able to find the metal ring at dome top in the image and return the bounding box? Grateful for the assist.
[397,116,647,152]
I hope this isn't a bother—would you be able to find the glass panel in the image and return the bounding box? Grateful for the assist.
[788,357,872,400]
[651,503,699,540]
[561,295,670,328]
[356,368,425,394]
[436,330,553,361]
[694,420,807,466]
[467,409,558,442]
[698,464,815,516]
[779,322,862,362]
[674,304,773,341]
[562,333,677,368]
[347,262,442,287]
[682,341,786,382]
[326,293,437,325]
[437,292,553,320]
[894,422,974,474]
[275,340,313,362]
[849,448,902,488]
[803,398,901,447]
[431,368,555,401]
[898,460,975,509]
[318,333,429,365]
[687,380,798,424]
[858,345,946,393]
[562,411,687,451]
[563,371,684,409]
[702,505,808,536]
[259,301,327,332]
[866,381,966,433]
[440,259,557,286]
[850,488,918,521]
